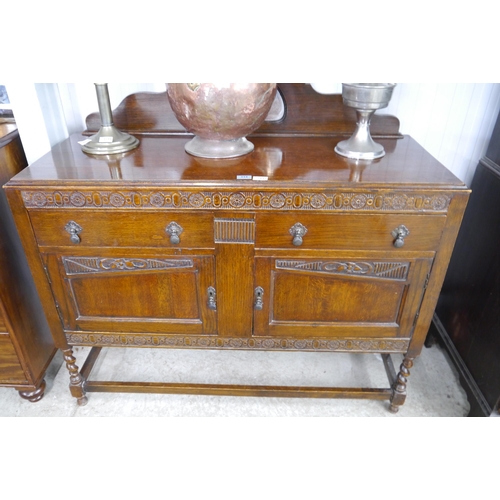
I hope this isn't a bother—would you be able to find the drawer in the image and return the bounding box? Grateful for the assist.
[0,333,27,384]
[28,210,214,249]
[256,213,446,251]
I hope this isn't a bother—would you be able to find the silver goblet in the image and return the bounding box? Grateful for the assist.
[335,83,396,160]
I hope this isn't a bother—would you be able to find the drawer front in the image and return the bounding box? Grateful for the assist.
[256,213,446,251]
[0,333,27,384]
[28,210,214,249]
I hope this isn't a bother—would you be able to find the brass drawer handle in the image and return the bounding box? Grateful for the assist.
[391,225,410,248]
[65,221,83,244]
[289,222,308,246]
[165,221,184,245]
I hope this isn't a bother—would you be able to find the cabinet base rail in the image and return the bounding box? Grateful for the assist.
[72,346,406,407]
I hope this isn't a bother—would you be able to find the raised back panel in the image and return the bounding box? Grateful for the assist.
[84,83,401,138]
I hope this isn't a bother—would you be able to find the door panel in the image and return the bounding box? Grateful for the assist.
[272,272,405,323]
[44,254,217,334]
[254,256,432,338]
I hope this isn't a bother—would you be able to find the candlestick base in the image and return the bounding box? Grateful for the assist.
[81,125,139,155]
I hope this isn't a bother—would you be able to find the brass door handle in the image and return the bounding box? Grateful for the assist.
[207,286,217,310]
[254,287,264,310]
[65,221,82,244]
[391,225,410,248]
[289,222,308,246]
[165,221,183,245]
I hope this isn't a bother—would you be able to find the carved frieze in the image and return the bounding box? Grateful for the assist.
[62,257,194,274]
[22,189,451,213]
[66,332,410,353]
[276,260,410,280]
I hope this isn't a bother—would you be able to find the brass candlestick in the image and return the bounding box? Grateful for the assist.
[81,83,139,155]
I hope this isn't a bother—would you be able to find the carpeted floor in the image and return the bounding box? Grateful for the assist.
[0,343,470,417]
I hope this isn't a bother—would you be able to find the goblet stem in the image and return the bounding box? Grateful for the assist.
[352,109,376,147]
[335,108,385,160]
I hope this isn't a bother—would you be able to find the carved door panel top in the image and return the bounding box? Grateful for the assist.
[253,256,432,341]
[43,254,217,336]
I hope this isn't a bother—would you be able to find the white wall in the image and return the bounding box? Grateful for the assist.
[384,84,500,186]
[7,83,166,165]
[6,83,500,187]
[312,83,500,186]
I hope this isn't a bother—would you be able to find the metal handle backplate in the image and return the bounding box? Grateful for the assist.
[391,225,410,248]
[207,286,217,310]
[289,222,308,246]
[254,287,264,310]
[165,221,184,245]
[65,221,82,244]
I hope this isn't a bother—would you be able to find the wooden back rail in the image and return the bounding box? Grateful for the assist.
[84,83,402,139]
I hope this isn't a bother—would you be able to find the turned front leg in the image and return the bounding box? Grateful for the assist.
[389,355,414,413]
[62,347,88,406]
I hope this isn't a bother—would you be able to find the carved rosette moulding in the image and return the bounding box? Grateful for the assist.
[22,190,451,213]
[66,332,410,353]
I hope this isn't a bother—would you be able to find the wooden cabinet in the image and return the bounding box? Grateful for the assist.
[0,124,56,401]
[3,85,469,412]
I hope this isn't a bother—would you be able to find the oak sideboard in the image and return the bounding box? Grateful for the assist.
[3,85,469,412]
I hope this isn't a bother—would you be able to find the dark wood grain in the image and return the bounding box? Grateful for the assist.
[256,213,446,251]
[8,134,462,188]
[0,335,28,383]
[215,238,255,338]
[29,210,215,249]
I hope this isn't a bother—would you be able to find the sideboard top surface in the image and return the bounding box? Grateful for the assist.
[7,134,465,190]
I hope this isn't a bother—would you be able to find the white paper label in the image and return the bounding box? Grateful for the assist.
[236,175,252,180]
[252,176,268,181]
[99,136,114,143]
[77,139,92,145]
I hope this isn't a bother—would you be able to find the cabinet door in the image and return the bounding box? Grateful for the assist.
[254,256,432,338]
[43,254,217,335]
